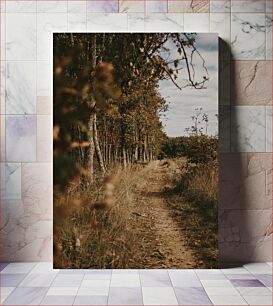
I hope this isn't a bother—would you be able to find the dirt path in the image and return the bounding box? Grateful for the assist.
[129,160,197,268]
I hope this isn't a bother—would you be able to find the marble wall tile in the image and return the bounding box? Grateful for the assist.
[87,0,118,13]
[146,0,167,13]
[37,13,67,61]
[266,0,272,12]
[219,209,272,262]
[1,13,6,60]
[231,106,266,152]
[6,13,36,60]
[87,13,127,31]
[1,115,5,161]
[37,61,51,98]
[6,61,36,114]
[37,115,52,162]
[168,0,209,13]
[37,1,67,13]
[68,13,87,31]
[0,0,5,12]
[119,0,144,13]
[144,13,184,31]
[231,61,272,105]
[231,13,266,60]
[184,13,209,32]
[6,115,36,162]
[0,198,52,261]
[210,0,231,13]
[231,0,266,13]
[266,14,272,60]
[1,163,22,200]
[210,13,231,45]
[1,62,6,114]
[220,153,272,210]
[6,1,37,13]
[128,13,145,31]
[22,162,52,218]
[219,106,231,152]
[37,96,52,115]
[68,0,87,13]
[266,106,272,152]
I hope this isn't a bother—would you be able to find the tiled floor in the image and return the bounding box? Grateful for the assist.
[0,262,272,305]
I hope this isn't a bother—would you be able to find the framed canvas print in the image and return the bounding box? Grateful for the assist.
[53,33,218,269]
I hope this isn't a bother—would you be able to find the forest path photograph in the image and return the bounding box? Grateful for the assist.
[53,33,218,269]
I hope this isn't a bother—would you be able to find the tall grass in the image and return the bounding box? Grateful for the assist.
[168,159,218,268]
[54,164,150,269]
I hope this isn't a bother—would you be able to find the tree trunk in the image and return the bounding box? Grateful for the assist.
[93,113,106,173]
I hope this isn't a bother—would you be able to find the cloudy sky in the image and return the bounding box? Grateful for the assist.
[159,33,218,137]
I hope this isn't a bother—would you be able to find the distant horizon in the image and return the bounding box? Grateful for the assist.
[158,33,218,137]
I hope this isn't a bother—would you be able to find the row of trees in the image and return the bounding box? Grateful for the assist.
[54,33,209,189]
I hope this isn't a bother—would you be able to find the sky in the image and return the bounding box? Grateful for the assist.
[158,33,218,137]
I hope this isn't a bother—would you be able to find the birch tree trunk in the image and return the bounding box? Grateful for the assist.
[93,113,106,173]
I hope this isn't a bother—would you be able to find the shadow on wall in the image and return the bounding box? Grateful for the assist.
[218,38,272,267]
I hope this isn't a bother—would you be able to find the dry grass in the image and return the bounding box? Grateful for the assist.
[54,164,150,269]
[166,159,218,268]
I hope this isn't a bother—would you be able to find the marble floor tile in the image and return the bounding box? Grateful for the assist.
[29,262,58,274]
[142,287,178,305]
[108,287,143,305]
[230,279,265,287]
[237,286,272,296]
[254,274,273,287]
[208,294,248,305]
[110,274,140,287]
[1,287,15,303]
[73,295,107,305]
[169,273,202,287]
[77,286,109,296]
[225,274,256,280]
[201,279,234,287]
[41,295,75,305]
[83,274,111,280]
[243,294,272,305]
[146,0,167,13]
[81,279,110,287]
[19,273,56,287]
[244,262,272,274]
[6,13,36,60]
[204,286,240,296]
[0,263,9,271]
[46,287,78,296]
[87,0,118,13]
[3,287,48,305]
[140,271,171,287]
[1,273,27,287]
[231,13,266,60]
[174,287,212,305]
[1,263,36,274]
[1,12,6,61]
